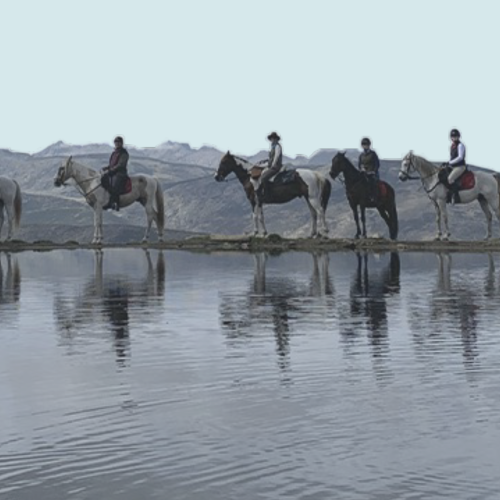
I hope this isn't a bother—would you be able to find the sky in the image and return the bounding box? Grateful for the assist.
[1,0,499,168]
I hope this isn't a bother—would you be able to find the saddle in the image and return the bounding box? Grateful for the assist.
[439,166,475,190]
[249,167,297,186]
[101,174,132,195]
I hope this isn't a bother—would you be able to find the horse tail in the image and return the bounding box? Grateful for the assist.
[320,176,332,211]
[155,179,165,231]
[13,180,22,228]
[388,185,398,240]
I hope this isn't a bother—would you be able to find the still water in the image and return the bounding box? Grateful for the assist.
[0,249,499,499]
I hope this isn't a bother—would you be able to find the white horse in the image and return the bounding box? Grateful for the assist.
[0,177,22,241]
[399,151,500,240]
[54,156,165,244]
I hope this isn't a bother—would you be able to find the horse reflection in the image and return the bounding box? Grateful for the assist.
[54,250,165,365]
[339,252,401,374]
[220,252,334,375]
[0,253,21,307]
[409,252,483,371]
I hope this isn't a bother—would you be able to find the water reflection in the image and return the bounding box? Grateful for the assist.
[0,253,21,305]
[220,251,334,373]
[408,252,491,375]
[338,252,401,379]
[54,250,165,365]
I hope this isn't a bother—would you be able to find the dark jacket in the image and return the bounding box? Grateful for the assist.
[358,149,380,178]
[108,147,129,175]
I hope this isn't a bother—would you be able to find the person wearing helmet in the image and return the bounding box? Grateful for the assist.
[102,136,129,211]
[256,132,283,200]
[447,129,466,204]
[358,137,380,203]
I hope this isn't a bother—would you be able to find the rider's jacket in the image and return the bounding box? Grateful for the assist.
[108,147,129,175]
[449,141,466,167]
[268,142,283,170]
[358,149,380,178]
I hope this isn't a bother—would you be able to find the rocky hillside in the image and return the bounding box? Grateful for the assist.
[0,142,497,242]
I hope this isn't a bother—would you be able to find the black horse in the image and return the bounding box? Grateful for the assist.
[330,152,398,240]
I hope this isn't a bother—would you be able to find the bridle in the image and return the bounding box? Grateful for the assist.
[399,154,421,181]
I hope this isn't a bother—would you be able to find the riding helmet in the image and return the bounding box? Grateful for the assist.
[114,136,124,144]
[450,129,461,138]
[361,137,371,147]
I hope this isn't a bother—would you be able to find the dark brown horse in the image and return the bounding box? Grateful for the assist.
[215,152,331,237]
[330,152,398,240]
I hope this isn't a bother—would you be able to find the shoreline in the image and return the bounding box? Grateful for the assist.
[2,235,500,253]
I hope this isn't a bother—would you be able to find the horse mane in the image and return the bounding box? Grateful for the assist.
[70,158,99,177]
[410,152,440,175]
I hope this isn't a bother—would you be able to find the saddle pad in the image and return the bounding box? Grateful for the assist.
[459,171,475,190]
[378,181,388,198]
[123,177,132,194]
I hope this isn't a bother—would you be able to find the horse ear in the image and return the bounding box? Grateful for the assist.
[227,150,230,155]
[69,155,73,162]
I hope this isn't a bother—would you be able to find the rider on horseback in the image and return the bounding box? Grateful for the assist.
[102,136,129,211]
[256,132,283,200]
[358,137,380,203]
[447,129,466,205]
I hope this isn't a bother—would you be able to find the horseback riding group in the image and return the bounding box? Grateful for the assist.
[1,128,499,243]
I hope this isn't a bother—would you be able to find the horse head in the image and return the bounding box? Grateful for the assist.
[215,151,237,182]
[54,155,73,187]
[329,151,348,180]
[399,151,415,182]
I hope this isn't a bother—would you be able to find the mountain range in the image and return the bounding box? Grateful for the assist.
[0,140,496,243]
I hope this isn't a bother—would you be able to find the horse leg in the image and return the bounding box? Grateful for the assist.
[438,200,451,240]
[252,204,260,236]
[258,205,268,237]
[360,206,367,238]
[4,203,14,240]
[308,197,328,237]
[478,197,493,240]
[142,205,154,243]
[306,198,318,238]
[376,207,391,239]
[93,207,103,244]
[432,200,443,240]
[350,203,361,239]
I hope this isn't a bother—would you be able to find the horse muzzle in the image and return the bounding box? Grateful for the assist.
[214,173,224,182]
[398,172,408,182]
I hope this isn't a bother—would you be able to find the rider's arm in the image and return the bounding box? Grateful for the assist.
[449,143,465,166]
[374,152,380,171]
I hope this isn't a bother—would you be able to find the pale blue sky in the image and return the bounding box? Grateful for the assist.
[1,0,499,168]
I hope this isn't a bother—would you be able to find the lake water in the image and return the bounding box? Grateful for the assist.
[1,249,499,499]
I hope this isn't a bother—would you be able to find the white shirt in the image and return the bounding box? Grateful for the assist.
[449,142,466,166]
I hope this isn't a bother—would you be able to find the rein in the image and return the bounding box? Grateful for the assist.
[402,156,442,193]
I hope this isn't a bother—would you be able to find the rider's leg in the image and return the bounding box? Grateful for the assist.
[447,166,466,204]
[258,164,281,199]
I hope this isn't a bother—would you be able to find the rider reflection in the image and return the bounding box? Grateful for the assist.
[341,252,401,376]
